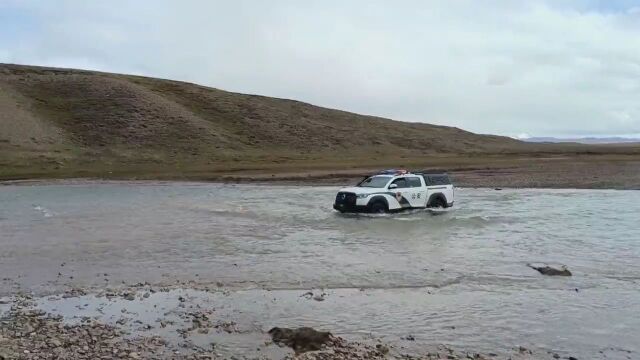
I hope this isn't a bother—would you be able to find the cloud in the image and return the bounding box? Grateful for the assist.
[2,0,640,137]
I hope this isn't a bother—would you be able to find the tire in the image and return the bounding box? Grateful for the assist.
[428,196,446,208]
[369,201,388,214]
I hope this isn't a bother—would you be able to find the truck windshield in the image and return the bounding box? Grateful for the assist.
[358,176,391,188]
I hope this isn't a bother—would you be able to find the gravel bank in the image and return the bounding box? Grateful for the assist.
[0,285,572,360]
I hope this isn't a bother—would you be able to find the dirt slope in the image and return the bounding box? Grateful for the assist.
[1,63,638,181]
[0,63,524,154]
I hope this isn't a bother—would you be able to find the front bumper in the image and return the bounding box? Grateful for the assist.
[333,203,369,213]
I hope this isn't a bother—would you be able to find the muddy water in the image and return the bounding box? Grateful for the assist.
[1,183,639,359]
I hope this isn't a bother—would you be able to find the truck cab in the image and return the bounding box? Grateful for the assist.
[333,169,454,213]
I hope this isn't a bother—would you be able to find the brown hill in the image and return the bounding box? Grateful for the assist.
[1,63,638,181]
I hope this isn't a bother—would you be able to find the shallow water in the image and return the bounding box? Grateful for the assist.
[1,183,639,358]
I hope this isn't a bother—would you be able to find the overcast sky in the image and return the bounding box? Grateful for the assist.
[1,1,639,137]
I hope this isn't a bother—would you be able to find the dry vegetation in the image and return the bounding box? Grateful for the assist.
[1,63,639,188]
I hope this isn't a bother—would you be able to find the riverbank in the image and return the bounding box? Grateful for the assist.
[3,155,640,189]
[0,286,566,360]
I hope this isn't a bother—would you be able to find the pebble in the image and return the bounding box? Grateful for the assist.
[0,288,563,360]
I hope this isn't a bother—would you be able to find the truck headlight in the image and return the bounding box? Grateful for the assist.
[356,193,369,199]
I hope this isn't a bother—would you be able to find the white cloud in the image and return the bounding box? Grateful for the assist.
[3,0,640,137]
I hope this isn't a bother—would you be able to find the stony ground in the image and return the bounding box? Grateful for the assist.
[0,286,569,360]
[5,154,640,190]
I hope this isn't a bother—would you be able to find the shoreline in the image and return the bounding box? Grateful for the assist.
[0,284,571,360]
[2,170,639,190]
[2,154,640,189]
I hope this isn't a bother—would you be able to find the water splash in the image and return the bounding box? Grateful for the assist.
[32,204,53,218]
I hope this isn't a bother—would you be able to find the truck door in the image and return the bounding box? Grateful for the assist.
[407,176,427,207]
[388,177,412,209]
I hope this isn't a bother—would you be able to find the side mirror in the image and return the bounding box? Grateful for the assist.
[389,183,398,189]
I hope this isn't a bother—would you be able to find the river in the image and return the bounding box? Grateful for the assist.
[0,182,638,359]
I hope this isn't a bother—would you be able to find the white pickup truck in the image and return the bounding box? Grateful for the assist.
[333,169,454,213]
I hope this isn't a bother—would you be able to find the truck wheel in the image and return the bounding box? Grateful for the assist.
[428,197,446,208]
[369,201,387,214]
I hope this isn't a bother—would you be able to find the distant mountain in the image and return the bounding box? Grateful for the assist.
[0,63,534,180]
[0,63,524,157]
[524,137,640,144]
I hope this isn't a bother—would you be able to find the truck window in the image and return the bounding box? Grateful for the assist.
[434,175,451,185]
[390,178,408,189]
[424,175,451,186]
[408,177,422,187]
[359,175,392,188]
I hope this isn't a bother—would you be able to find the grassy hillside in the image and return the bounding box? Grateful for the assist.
[1,63,638,181]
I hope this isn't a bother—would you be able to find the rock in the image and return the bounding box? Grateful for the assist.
[527,264,572,276]
[268,326,333,353]
[22,325,34,334]
[518,346,532,354]
[215,321,238,334]
[50,339,63,347]
[301,291,326,301]
[124,293,136,301]
[375,343,389,354]
[0,348,18,360]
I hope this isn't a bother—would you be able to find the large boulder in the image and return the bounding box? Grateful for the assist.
[527,263,572,276]
[268,326,333,353]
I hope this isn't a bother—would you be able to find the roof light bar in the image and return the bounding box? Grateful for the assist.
[378,169,408,175]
